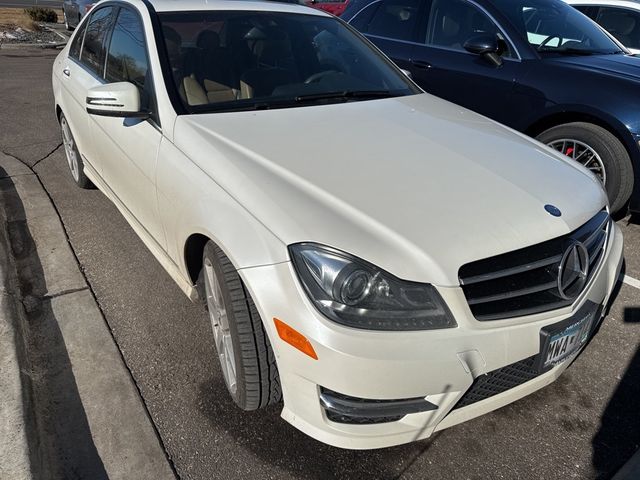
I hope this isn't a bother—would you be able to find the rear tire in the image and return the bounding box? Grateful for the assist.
[59,113,93,189]
[537,122,633,214]
[198,241,282,410]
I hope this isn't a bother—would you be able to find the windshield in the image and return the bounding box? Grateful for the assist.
[489,0,623,55]
[158,11,419,113]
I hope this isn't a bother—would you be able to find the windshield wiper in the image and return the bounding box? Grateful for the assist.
[192,90,397,114]
[294,90,395,102]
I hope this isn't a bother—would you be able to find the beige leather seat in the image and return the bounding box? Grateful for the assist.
[182,74,209,106]
[195,30,239,103]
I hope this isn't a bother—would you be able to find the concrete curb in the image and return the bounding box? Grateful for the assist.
[0,156,33,479]
[0,41,65,50]
[0,152,175,480]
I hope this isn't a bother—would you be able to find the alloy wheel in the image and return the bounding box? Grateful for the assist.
[203,258,237,395]
[547,139,607,185]
[60,117,80,182]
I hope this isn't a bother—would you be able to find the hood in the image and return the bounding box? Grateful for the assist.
[174,93,607,286]
[547,53,640,81]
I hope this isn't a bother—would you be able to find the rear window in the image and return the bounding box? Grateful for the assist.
[596,6,640,50]
[80,6,114,76]
[69,19,87,60]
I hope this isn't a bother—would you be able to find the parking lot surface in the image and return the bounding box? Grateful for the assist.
[1,49,639,480]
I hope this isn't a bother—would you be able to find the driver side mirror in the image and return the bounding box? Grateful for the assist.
[463,35,503,67]
[86,82,149,119]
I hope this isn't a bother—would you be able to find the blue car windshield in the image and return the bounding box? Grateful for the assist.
[490,0,624,55]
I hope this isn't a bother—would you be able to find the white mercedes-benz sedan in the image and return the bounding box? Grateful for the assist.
[52,0,623,449]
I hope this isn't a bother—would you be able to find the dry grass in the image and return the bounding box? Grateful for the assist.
[0,7,63,31]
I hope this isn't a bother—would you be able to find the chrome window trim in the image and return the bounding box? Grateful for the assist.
[425,0,522,60]
[365,33,522,62]
[349,0,383,27]
[350,0,522,60]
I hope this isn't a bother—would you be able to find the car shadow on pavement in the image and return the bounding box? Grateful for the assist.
[0,166,108,479]
[592,307,640,479]
[198,376,440,480]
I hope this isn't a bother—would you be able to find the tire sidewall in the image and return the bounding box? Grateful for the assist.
[60,113,92,188]
[200,242,250,409]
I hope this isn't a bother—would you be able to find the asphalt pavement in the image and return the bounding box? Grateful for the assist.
[1,48,639,480]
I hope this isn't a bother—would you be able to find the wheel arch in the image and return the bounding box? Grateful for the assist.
[184,233,210,285]
[525,111,629,150]
[525,110,640,211]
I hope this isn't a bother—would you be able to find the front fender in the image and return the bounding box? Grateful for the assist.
[156,138,288,285]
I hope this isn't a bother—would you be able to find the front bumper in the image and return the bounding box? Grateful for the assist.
[239,224,624,449]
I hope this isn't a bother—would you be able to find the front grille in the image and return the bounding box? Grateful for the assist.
[453,356,540,409]
[459,211,609,321]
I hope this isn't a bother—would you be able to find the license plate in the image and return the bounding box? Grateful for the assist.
[538,301,602,371]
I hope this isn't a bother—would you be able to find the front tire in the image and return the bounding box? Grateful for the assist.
[198,241,281,410]
[59,113,93,189]
[537,122,633,214]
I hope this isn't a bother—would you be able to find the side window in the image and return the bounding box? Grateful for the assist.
[573,5,598,18]
[426,0,512,57]
[80,6,114,77]
[364,0,421,42]
[350,2,382,32]
[106,9,149,88]
[69,20,87,60]
[596,7,640,50]
[106,8,156,116]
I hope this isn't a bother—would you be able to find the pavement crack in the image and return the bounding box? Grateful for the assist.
[31,142,63,168]
[42,286,90,300]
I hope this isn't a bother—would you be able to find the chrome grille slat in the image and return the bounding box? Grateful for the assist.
[589,233,607,264]
[460,255,562,286]
[467,281,557,305]
[459,211,609,321]
[582,215,610,248]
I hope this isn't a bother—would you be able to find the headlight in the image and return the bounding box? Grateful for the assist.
[289,243,456,331]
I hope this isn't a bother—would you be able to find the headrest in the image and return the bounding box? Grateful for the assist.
[197,30,221,51]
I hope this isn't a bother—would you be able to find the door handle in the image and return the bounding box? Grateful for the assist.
[63,67,71,77]
[410,60,432,70]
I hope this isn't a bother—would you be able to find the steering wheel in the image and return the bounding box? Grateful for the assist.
[537,34,563,51]
[304,70,338,84]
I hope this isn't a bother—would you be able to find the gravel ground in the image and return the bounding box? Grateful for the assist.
[0,23,62,44]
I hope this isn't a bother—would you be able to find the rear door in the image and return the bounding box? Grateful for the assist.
[408,0,524,124]
[59,5,115,177]
[88,6,166,248]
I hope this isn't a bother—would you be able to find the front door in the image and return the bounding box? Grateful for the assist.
[88,6,166,248]
[409,0,524,125]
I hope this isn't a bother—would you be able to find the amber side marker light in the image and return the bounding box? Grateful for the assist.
[273,318,318,360]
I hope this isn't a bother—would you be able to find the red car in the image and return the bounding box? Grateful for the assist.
[305,0,350,16]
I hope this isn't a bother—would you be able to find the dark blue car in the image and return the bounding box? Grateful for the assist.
[342,0,640,214]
